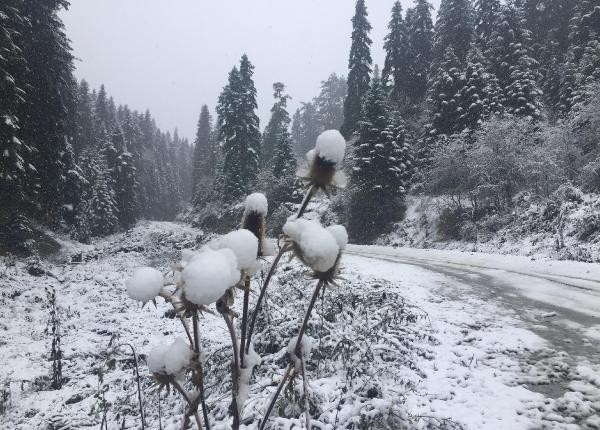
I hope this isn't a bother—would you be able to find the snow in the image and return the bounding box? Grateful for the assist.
[125,266,164,302]
[182,248,240,306]
[147,337,192,375]
[326,224,348,250]
[244,192,268,215]
[314,129,346,165]
[209,229,258,272]
[286,334,314,371]
[2,221,599,429]
[283,218,340,272]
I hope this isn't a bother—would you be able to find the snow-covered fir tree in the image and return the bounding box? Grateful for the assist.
[262,82,292,166]
[216,55,261,202]
[405,0,434,103]
[314,74,347,131]
[192,105,214,202]
[349,73,412,242]
[485,2,543,120]
[291,102,320,158]
[341,0,372,139]
[87,164,119,237]
[431,0,474,67]
[383,1,410,107]
[473,0,501,51]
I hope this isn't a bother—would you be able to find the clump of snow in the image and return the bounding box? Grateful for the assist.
[237,345,262,411]
[182,248,240,306]
[210,229,259,271]
[244,192,268,215]
[147,337,192,375]
[283,219,339,272]
[315,130,346,165]
[287,335,314,370]
[326,225,348,250]
[125,266,164,302]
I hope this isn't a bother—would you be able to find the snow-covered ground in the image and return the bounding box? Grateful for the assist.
[1,221,599,429]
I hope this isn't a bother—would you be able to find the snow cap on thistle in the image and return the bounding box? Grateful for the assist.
[283,218,340,273]
[147,337,193,376]
[209,229,259,272]
[305,130,347,189]
[182,248,240,306]
[242,193,269,256]
[126,266,164,303]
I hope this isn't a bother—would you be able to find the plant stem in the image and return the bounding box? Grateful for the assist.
[259,364,294,430]
[300,353,311,430]
[245,245,288,354]
[172,379,203,430]
[294,280,324,356]
[239,277,250,368]
[220,305,241,429]
[191,311,211,430]
[297,185,316,218]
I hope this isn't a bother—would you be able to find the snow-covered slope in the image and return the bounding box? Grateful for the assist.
[1,221,599,429]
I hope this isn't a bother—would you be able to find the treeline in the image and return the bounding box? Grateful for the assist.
[285,0,600,242]
[0,1,191,252]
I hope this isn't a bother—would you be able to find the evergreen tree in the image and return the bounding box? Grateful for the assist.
[73,80,96,157]
[291,102,320,157]
[383,2,410,106]
[192,105,214,201]
[405,0,434,102]
[0,0,33,228]
[216,55,261,202]
[473,0,501,48]
[62,142,85,226]
[115,144,138,229]
[349,75,412,242]
[262,82,292,166]
[88,165,119,237]
[485,2,543,119]
[18,0,76,224]
[314,74,347,130]
[431,0,474,67]
[457,46,503,131]
[341,0,372,139]
[427,47,465,138]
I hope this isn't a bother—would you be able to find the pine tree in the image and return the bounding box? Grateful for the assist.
[262,82,292,166]
[485,2,543,119]
[405,0,434,102]
[349,75,412,242]
[457,46,503,132]
[291,102,320,157]
[192,105,214,201]
[383,2,410,106]
[0,0,33,227]
[314,74,347,130]
[432,0,474,67]
[88,165,119,237]
[216,55,261,202]
[473,0,501,48]
[427,47,465,138]
[62,142,85,226]
[18,0,76,224]
[115,144,138,229]
[341,0,372,139]
[73,80,96,158]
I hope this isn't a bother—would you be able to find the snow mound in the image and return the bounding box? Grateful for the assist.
[125,266,164,302]
[210,229,258,271]
[283,218,339,272]
[183,248,240,306]
[244,192,268,215]
[147,337,192,375]
[315,130,346,165]
[327,225,349,249]
[287,334,314,370]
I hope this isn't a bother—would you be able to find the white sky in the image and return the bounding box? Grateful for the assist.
[61,0,440,141]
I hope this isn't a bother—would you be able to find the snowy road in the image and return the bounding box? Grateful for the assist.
[344,245,600,426]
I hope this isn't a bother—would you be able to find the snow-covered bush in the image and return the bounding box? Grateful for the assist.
[124,130,348,429]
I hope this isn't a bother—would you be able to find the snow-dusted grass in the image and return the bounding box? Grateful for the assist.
[1,221,599,429]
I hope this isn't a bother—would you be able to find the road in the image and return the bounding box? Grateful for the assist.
[346,245,600,399]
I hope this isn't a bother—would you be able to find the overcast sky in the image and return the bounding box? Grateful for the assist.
[61,0,440,141]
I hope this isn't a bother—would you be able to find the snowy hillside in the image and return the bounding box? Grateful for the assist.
[1,221,599,429]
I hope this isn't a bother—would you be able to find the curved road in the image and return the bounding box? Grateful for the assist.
[346,245,600,398]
